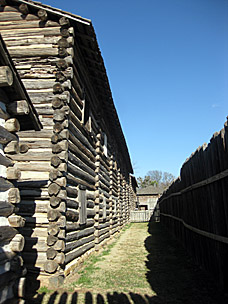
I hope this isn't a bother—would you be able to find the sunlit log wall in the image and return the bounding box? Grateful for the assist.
[0,0,136,287]
[158,118,228,290]
[0,35,40,303]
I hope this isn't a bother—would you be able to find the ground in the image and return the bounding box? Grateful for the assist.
[25,222,228,303]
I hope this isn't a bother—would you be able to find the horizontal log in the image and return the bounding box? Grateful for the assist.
[44,260,58,274]
[6,167,21,180]
[8,215,25,228]
[47,223,60,236]
[66,218,94,232]
[68,120,96,156]
[66,227,94,242]
[65,234,94,253]
[0,153,13,167]
[65,240,95,264]
[37,9,47,21]
[19,3,29,15]
[66,209,79,222]
[4,140,19,154]
[0,125,17,144]
[53,239,65,251]
[66,199,79,209]
[0,226,17,242]
[49,196,61,208]
[67,174,95,191]
[0,177,14,191]
[0,66,13,87]
[66,185,78,198]
[6,100,29,115]
[10,234,24,252]
[0,201,15,216]
[67,161,95,185]
[47,209,61,221]
[46,247,57,259]
[17,200,48,214]
[68,151,96,177]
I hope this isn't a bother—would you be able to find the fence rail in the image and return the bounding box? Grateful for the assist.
[158,119,228,290]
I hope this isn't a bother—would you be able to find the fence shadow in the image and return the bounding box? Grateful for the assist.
[145,218,228,304]
[24,290,161,304]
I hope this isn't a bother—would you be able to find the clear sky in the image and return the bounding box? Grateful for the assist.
[44,0,228,178]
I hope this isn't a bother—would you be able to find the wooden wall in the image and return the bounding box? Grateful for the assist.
[159,119,228,290]
[0,66,27,302]
[0,1,136,288]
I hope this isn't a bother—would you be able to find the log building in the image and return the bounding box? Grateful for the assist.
[0,0,136,288]
[0,34,40,303]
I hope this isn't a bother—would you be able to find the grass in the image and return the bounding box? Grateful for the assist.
[68,223,133,291]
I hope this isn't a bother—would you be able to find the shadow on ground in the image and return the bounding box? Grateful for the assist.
[24,220,228,303]
[145,219,228,304]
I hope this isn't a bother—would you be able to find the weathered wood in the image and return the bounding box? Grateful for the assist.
[47,223,60,236]
[0,153,13,167]
[0,66,13,87]
[4,140,19,154]
[54,252,65,265]
[49,169,62,181]
[59,17,70,27]
[65,235,95,255]
[6,100,29,115]
[37,9,48,21]
[0,177,14,191]
[46,247,57,259]
[52,141,68,154]
[60,27,74,38]
[0,125,17,144]
[8,215,25,227]
[66,218,94,231]
[5,118,20,132]
[49,196,61,208]
[53,239,65,251]
[0,201,15,216]
[67,161,95,185]
[19,143,29,153]
[66,227,94,242]
[66,199,79,209]
[10,234,24,252]
[18,3,29,15]
[47,235,58,246]
[66,185,78,198]
[66,209,79,222]
[47,209,61,221]
[67,173,95,191]
[6,167,21,180]
[0,226,17,242]
[48,183,61,196]
[44,260,58,273]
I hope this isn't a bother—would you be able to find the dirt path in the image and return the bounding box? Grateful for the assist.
[26,222,227,303]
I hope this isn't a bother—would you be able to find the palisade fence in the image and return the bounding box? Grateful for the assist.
[158,118,228,290]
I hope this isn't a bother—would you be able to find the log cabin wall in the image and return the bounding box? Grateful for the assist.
[0,35,40,303]
[0,0,136,287]
[158,118,228,291]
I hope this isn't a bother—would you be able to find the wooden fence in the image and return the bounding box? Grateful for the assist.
[158,119,228,290]
[130,211,152,222]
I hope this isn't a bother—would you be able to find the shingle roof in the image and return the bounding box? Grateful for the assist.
[137,185,164,195]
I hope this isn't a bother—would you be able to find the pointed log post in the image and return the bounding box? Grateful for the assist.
[0,66,13,87]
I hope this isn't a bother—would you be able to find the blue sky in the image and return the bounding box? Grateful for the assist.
[44,0,227,178]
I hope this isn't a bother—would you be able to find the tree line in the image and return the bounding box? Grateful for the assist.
[137,170,175,189]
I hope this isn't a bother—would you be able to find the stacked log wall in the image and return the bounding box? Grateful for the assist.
[0,0,136,287]
[0,69,26,302]
[158,118,228,290]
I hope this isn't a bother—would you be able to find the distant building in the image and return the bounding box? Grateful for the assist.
[137,185,164,213]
